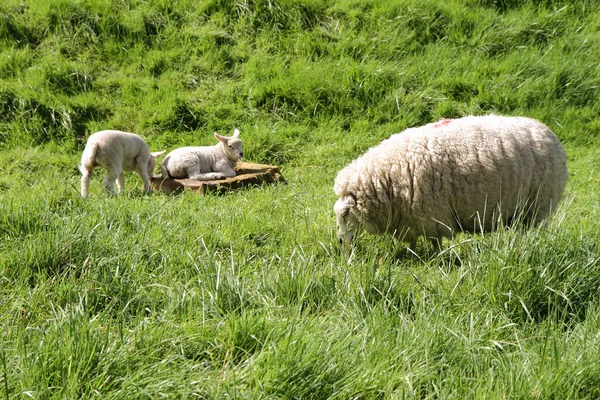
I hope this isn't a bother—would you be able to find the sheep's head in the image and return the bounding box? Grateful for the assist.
[148,150,166,174]
[215,128,244,162]
[334,194,361,243]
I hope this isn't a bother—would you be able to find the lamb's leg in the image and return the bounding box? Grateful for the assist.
[116,173,126,194]
[139,172,151,193]
[188,172,223,180]
[80,166,92,198]
[103,167,121,195]
[135,165,151,193]
[189,166,235,180]
[218,167,236,178]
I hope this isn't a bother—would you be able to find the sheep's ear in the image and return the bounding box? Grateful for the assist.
[341,196,356,217]
[233,128,240,138]
[151,150,166,158]
[335,195,355,217]
[214,133,227,143]
[344,195,356,207]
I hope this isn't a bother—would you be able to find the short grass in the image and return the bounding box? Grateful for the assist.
[1,0,600,398]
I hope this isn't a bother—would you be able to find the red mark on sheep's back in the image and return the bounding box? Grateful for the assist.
[432,118,453,128]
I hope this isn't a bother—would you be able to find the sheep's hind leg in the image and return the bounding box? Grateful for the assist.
[80,168,92,198]
[103,168,121,195]
[116,173,126,194]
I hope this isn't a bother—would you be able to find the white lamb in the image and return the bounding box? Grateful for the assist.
[333,115,568,250]
[161,128,243,180]
[79,130,165,198]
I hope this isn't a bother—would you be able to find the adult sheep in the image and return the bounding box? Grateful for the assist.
[333,115,568,251]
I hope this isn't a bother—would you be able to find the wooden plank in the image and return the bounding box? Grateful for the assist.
[150,161,285,194]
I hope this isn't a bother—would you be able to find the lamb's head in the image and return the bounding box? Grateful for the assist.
[147,151,166,174]
[215,128,244,162]
[334,194,361,243]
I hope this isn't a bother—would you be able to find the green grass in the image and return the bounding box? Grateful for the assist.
[1,0,600,398]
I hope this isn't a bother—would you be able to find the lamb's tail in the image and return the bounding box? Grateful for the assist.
[160,156,172,179]
[79,141,98,175]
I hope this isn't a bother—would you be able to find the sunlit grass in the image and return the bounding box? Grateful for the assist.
[1,0,600,398]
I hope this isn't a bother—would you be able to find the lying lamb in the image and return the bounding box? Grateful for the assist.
[333,115,568,250]
[161,128,243,180]
[80,130,165,198]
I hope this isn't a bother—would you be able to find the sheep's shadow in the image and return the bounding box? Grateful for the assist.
[358,237,467,268]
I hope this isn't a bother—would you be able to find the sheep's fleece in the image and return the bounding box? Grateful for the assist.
[333,115,568,248]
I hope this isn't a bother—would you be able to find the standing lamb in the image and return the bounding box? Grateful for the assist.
[79,130,165,198]
[161,128,243,180]
[333,115,568,250]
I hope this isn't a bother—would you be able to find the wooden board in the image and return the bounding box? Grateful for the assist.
[150,161,285,194]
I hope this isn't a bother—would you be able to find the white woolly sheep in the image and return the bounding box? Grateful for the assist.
[333,115,568,250]
[161,128,243,180]
[79,130,165,198]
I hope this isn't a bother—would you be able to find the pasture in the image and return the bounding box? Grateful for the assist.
[1,0,600,398]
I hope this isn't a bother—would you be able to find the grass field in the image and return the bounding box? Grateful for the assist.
[1,0,600,398]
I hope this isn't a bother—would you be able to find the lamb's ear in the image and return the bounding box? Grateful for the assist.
[151,150,166,158]
[233,128,240,138]
[214,133,227,143]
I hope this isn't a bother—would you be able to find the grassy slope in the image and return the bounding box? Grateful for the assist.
[1,0,600,398]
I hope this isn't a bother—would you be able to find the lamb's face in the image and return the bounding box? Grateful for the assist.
[334,195,360,243]
[215,130,244,161]
[147,156,157,174]
[224,138,244,161]
[147,151,166,175]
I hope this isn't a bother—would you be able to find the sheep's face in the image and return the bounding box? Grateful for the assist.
[215,129,244,162]
[334,195,361,243]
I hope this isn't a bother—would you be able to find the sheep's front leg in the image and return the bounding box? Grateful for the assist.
[218,167,236,178]
[134,160,152,193]
[429,237,441,252]
[188,165,235,180]
[407,240,417,253]
[139,172,151,193]
[188,172,225,180]
[190,166,235,180]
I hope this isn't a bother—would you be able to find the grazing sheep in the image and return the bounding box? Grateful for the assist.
[161,128,243,180]
[333,115,568,250]
[79,130,165,198]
